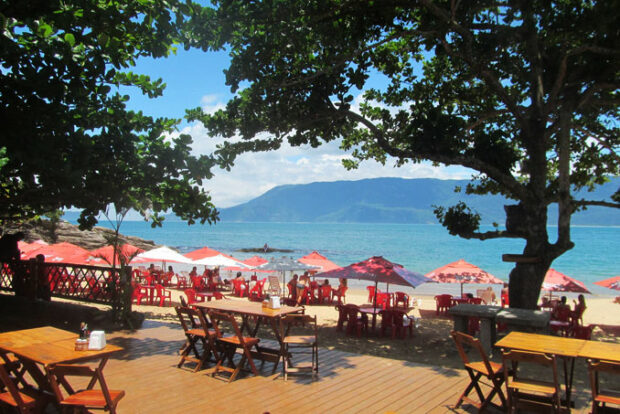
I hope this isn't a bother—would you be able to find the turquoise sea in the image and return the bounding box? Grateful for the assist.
[96,221,619,295]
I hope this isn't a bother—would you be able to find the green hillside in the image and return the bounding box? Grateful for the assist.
[219,177,620,225]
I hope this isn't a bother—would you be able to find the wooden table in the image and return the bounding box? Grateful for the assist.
[0,326,122,394]
[195,301,304,373]
[578,340,620,361]
[495,331,586,410]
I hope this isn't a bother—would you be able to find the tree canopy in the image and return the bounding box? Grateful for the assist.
[191,0,619,308]
[0,0,218,228]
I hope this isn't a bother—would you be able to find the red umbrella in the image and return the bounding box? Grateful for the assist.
[425,259,503,297]
[243,255,269,267]
[299,251,340,273]
[23,242,92,264]
[18,240,48,258]
[89,244,145,266]
[542,268,591,294]
[594,275,620,291]
[184,246,243,265]
[318,256,430,310]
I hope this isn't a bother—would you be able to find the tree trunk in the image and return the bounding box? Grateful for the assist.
[506,200,552,309]
[508,259,551,309]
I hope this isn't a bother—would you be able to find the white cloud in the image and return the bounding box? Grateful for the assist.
[183,95,474,208]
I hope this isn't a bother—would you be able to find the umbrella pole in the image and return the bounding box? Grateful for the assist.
[373,280,379,313]
[460,283,464,298]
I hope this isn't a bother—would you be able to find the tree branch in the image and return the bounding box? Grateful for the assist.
[419,0,525,125]
[344,109,528,200]
[458,229,522,241]
[574,199,620,209]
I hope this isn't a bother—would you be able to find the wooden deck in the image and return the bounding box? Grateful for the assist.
[99,320,594,413]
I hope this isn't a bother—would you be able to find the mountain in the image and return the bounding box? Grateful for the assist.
[219,177,620,225]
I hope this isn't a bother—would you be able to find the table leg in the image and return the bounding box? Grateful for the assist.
[453,315,468,333]
[479,318,496,355]
[563,357,576,409]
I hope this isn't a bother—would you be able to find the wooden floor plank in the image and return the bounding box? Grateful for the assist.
[82,320,594,414]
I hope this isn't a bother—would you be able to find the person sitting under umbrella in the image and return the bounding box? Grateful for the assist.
[296,273,310,305]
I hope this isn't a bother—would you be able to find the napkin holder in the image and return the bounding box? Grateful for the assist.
[269,296,281,309]
[88,331,106,350]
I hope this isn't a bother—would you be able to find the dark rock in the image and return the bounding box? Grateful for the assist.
[1,219,157,251]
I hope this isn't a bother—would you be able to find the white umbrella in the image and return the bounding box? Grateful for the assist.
[135,246,194,264]
[193,254,249,268]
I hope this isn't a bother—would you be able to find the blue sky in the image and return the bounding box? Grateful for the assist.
[121,47,473,208]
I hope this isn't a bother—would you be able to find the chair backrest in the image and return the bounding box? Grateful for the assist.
[175,305,201,330]
[374,292,388,309]
[280,314,317,339]
[179,295,188,307]
[208,310,247,345]
[468,297,483,305]
[552,304,571,321]
[46,364,118,410]
[451,331,495,376]
[435,294,453,307]
[268,276,281,295]
[184,288,197,304]
[320,285,332,298]
[335,286,347,297]
[395,291,408,303]
[501,349,560,394]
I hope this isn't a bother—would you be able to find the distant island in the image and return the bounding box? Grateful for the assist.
[217,177,620,225]
[237,247,294,253]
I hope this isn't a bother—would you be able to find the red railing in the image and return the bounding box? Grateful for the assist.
[0,260,126,305]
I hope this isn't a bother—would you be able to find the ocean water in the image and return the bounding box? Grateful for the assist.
[97,221,618,295]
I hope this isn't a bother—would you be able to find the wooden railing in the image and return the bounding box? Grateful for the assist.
[0,260,126,305]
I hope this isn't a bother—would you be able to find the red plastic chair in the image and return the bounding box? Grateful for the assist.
[184,289,205,306]
[571,324,595,340]
[468,297,483,305]
[318,285,332,305]
[375,292,392,310]
[382,309,415,339]
[131,282,147,305]
[154,284,172,307]
[367,286,380,303]
[286,283,297,301]
[394,291,410,308]
[344,304,368,337]
[501,292,509,307]
[331,286,347,305]
[176,274,188,289]
[435,294,453,315]
[248,279,266,301]
[232,279,248,297]
[335,304,347,331]
[550,305,572,336]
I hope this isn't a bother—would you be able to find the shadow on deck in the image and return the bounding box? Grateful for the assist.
[100,320,593,414]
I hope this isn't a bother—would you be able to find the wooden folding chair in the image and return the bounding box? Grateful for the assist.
[0,362,50,414]
[280,314,318,381]
[46,364,124,414]
[502,349,561,414]
[208,310,261,382]
[451,331,507,412]
[175,306,216,372]
[588,359,620,414]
